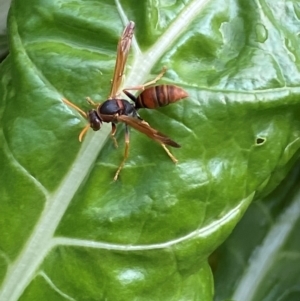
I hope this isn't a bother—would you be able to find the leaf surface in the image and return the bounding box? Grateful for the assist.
[213,163,300,301]
[1,0,300,300]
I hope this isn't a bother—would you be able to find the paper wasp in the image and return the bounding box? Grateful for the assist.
[62,21,188,180]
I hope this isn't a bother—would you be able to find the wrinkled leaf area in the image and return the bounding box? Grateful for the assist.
[213,163,300,301]
[1,0,300,300]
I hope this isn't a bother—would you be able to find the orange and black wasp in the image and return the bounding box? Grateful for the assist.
[62,21,188,180]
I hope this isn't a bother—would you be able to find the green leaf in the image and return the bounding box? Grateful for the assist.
[213,162,300,301]
[1,0,300,300]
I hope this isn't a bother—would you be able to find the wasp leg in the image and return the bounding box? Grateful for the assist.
[161,144,178,164]
[114,124,130,181]
[141,66,167,88]
[62,98,87,118]
[111,123,118,148]
[123,67,167,92]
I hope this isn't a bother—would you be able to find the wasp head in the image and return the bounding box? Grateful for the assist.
[88,109,102,131]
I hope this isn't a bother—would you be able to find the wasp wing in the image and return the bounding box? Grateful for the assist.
[117,115,180,148]
[109,21,135,99]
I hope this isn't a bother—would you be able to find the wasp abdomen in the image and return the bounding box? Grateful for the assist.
[135,85,188,109]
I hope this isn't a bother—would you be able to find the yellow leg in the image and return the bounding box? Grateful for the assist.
[161,144,178,164]
[111,123,118,148]
[123,67,167,91]
[141,66,167,88]
[114,141,129,181]
[113,125,130,181]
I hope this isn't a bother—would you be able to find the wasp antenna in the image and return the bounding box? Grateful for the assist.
[62,98,87,118]
[86,97,99,107]
[79,124,91,142]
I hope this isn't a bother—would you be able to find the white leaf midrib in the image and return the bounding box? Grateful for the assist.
[0,129,110,301]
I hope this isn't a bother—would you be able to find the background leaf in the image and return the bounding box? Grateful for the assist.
[0,0,10,62]
[0,0,300,300]
[213,162,300,301]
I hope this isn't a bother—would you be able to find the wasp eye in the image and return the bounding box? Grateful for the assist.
[88,110,102,131]
[90,119,101,131]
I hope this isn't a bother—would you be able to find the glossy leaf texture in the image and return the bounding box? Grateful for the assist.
[213,162,300,301]
[1,0,300,300]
